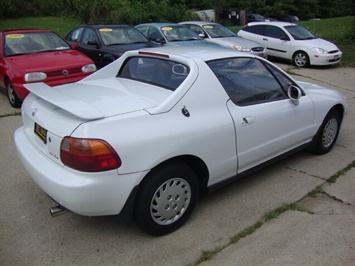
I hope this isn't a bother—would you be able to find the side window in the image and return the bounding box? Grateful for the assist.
[147,27,163,40]
[117,57,190,91]
[81,28,99,44]
[67,28,83,41]
[265,26,288,39]
[186,25,205,37]
[265,63,305,96]
[241,25,265,35]
[207,57,287,106]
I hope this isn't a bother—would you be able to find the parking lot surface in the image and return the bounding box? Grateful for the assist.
[0,63,354,266]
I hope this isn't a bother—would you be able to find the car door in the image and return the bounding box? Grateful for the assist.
[77,27,102,67]
[208,57,315,174]
[263,25,292,59]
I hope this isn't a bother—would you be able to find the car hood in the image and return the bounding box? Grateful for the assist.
[24,77,172,120]
[296,38,339,51]
[210,36,264,48]
[7,50,93,71]
[298,81,346,100]
[166,40,222,47]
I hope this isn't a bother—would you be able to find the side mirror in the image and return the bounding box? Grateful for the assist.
[71,43,79,49]
[288,85,302,105]
[149,37,166,44]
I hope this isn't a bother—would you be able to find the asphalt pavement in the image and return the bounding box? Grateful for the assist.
[0,63,354,266]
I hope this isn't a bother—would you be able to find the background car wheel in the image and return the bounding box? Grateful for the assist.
[311,110,341,155]
[135,162,199,236]
[293,51,309,68]
[6,79,22,108]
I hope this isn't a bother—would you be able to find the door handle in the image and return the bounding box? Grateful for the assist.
[242,116,256,126]
[263,38,268,41]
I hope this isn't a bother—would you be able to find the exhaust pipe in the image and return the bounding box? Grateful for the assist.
[50,205,68,217]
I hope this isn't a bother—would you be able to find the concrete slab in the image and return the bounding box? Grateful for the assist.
[0,64,354,266]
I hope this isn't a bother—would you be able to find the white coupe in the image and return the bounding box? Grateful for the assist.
[15,46,347,235]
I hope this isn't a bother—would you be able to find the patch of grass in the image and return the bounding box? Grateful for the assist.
[327,160,355,183]
[0,16,82,37]
[0,112,21,118]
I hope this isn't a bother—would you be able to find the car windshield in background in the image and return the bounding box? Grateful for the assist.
[161,26,201,42]
[203,24,236,38]
[285,25,316,40]
[118,56,190,91]
[98,27,148,45]
[5,32,71,56]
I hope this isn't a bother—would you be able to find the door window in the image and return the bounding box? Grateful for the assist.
[208,57,288,106]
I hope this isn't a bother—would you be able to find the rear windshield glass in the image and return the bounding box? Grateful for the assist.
[117,56,190,91]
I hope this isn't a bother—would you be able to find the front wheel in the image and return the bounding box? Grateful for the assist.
[6,79,22,108]
[311,110,341,155]
[293,51,309,68]
[135,163,199,236]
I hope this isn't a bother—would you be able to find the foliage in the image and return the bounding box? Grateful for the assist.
[1,0,354,22]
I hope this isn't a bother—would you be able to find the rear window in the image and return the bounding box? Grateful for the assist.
[117,57,190,91]
[241,25,265,35]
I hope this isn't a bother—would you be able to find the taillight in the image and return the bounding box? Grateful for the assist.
[60,137,121,172]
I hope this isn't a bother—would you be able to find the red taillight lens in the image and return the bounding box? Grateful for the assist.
[60,137,121,172]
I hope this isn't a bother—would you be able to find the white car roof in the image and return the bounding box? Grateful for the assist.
[136,45,254,61]
[247,21,298,27]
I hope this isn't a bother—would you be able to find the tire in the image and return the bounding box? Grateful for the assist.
[6,79,22,108]
[311,110,341,155]
[293,51,309,68]
[135,162,199,236]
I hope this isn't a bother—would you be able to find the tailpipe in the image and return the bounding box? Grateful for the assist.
[50,205,68,217]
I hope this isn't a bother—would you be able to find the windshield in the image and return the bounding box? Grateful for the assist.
[161,26,201,42]
[5,31,70,56]
[99,27,148,45]
[203,24,236,38]
[285,25,316,40]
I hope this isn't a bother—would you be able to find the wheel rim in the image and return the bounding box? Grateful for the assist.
[150,178,191,225]
[294,53,307,67]
[322,118,338,148]
[6,83,16,105]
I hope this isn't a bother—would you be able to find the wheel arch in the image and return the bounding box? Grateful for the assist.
[118,155,209,225]
[146,155,210,194]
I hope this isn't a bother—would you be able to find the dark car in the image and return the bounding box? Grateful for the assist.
[65,24,157,69]
[246,13,270,23]
[269,15,299,22]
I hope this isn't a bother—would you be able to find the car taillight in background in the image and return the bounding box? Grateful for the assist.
[60,137,121,172]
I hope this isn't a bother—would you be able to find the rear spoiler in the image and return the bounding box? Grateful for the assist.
[24,83,104,120]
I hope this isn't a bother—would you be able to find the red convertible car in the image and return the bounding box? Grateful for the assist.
[0,29,97,108]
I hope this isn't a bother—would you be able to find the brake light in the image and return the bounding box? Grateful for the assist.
[138,51,169,58]
[60,137,121,172]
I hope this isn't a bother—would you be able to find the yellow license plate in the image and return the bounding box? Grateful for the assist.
[34,123,47,144]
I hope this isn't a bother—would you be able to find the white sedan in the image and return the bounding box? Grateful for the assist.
[15,46,347,235]
[179,21,268,58]
[238,21,342,67]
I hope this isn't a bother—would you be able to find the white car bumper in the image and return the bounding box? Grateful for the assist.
[310,51,342,66]
[14,127,148,216]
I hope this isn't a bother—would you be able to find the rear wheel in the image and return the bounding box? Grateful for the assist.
[311,110,341,155]
[6,79,21,108]
[135,162,199,236]
[293,51,309,68]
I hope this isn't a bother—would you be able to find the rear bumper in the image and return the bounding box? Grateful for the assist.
[14,127,148,216]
